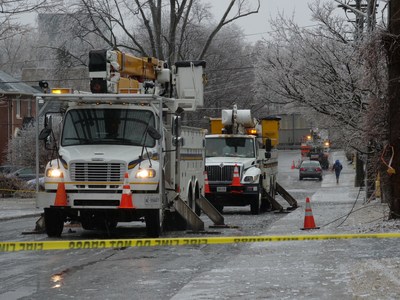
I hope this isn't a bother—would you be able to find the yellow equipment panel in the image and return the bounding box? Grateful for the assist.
[210,118,223,134]
[261,117,280,147]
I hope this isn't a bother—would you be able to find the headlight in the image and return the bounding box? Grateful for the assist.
[46,169,63,178]
[135,168,156,178]
[243,174,259,183]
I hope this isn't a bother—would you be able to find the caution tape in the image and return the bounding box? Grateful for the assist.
[2,232,400,252]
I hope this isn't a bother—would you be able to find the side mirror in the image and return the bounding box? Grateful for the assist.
[265,138,272,152]
[39,128,52,140]
[172,116,181,137]
[147,126,162,140]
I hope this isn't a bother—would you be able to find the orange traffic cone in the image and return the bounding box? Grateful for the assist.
[231,164,242,187]
[204,171,211,194]
[301,197,320,230]
[119,172,135,209]
[54,173,68,206]
[291,160,295,169]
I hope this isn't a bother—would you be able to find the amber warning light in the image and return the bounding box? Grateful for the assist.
[247,128,257,135]
[51,88,73,94]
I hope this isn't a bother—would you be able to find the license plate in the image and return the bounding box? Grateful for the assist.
[216,186,227,192]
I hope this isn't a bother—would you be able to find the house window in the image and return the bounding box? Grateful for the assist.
[16,99,21,119]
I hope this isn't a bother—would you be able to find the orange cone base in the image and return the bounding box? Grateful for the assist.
[301,216,320,230]
[119,196,135,209]
[301,226,320,230]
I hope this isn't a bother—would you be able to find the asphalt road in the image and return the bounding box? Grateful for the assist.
[1,150,398,299]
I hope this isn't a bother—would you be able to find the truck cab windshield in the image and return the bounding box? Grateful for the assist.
[61,109,156,147]
[206,137,255,158]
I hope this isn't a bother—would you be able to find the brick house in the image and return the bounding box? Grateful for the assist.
[0,70,40,165]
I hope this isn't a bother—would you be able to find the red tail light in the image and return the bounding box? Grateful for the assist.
[300,168,306,171]
[315,168,322,172]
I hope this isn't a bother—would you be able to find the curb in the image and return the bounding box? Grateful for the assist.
[0,212,42,222]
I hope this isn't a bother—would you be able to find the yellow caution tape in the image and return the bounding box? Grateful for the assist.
[2,232,400,252]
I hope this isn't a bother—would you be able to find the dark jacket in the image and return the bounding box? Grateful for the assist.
[332,161,343,175]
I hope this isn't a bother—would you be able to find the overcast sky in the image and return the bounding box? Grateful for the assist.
[209,0,389,43]
[208,0,325,43]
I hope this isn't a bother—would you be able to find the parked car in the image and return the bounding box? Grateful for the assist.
[299,160,323,181]
[7,167,41,181]
[0,164,21,175]
[27,176,45,190]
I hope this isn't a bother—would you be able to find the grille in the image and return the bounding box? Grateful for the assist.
[206,165,240,182]
[70,162,125,182]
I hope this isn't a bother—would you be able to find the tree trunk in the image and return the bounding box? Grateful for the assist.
[388,1,400,218]
[354,153,364,187]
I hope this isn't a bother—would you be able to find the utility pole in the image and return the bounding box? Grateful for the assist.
[388,1,400,218]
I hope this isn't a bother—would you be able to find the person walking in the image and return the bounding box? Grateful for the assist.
[332,159,343,184]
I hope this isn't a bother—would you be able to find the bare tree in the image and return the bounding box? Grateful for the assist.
[6,122,48,170]
[255,1,373,151]
[0,0,54,41]
[56,0,260,65]
[255,0,390,203]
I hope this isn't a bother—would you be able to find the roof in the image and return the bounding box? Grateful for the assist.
[0,70,40,96]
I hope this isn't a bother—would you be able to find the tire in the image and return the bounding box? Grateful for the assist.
[195,186,202,216]
[319,176,323,181]
[146,209,163,238]
[250,185,262,215]
[260,179,271,213]
[44,208,64,237]
[188,188,201,217]
[299,176,303,180]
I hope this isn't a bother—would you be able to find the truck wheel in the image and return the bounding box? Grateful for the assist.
[194,190,202,217]
[146,209,162,238]
[250,186,262,215]
[44,208,64,237]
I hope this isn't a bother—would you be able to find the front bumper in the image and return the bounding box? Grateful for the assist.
[205,183,259,206]
[37,192,161,209]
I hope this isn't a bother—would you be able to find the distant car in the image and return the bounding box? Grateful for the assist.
[299,160,323,181]
[7,167,40,181]
[27,177,45,190]
[0,165,21,175]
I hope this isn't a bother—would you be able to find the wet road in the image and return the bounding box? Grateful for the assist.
[1,150,375,300]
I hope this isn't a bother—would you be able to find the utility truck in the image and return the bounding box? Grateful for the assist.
[300,129,330,170]
[205,105,297,214]
[36,49,216,238]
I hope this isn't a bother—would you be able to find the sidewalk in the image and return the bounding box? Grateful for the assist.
[0,197,42,221]
[270,151,396,235]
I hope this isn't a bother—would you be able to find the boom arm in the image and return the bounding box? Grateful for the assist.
[89,49,169,94]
